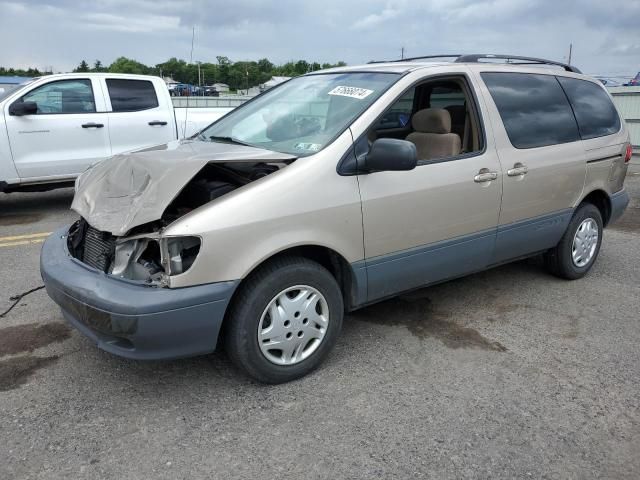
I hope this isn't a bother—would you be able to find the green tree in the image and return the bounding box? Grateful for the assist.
[216,56,231,85]
[108,57,150,75]
[257,58,274,73]
[156,57,188,81]
[294,60,310,75]
[74,60,90,72]
[1,56,347,87]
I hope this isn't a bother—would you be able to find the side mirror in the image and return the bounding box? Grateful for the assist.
[363,138,417,173]
[9,101,38,116]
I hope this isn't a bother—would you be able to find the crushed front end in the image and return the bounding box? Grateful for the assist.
[66,218,201,288]
[41,224,237,360]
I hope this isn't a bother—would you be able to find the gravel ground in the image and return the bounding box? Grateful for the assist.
[0,161,639,479]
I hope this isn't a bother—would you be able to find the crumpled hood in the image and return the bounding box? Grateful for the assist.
[72,140,295,236]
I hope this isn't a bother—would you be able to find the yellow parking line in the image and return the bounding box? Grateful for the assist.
[0,232,51,242]
[0,238,47,248]
[0,232,51,248]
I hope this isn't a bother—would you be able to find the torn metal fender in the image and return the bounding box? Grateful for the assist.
[71,140,295,236]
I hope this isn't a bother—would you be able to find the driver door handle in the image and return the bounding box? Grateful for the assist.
[81,122,104,129]
[507,163,528,176]
[474,169,498,183]
[148,120,168,126]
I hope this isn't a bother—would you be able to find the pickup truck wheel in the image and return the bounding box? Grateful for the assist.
[224,256,343,384]
[544,203,603,280]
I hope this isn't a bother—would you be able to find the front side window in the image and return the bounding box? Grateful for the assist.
[429,85,466,108]
[375,88,415,129]
[21,79,95,114]
[481,72,579,149]
[199,72,400,156]
[557,77,620,139]
[106,79,159,112]
[365,77,483,161]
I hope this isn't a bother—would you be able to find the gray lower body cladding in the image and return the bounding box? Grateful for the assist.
[41,226,239,360]
[608,189,630,225]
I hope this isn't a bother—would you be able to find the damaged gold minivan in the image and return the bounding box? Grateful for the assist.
[41,55,631,383]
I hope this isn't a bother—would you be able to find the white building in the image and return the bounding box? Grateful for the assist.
[212,83,230,93]
[260,76,291,91]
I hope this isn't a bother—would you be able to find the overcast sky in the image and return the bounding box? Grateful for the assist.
[1,0,638,78]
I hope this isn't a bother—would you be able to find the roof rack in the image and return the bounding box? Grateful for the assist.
[368,54,461,64]
[454,54,581,73]
[368,53,581,74]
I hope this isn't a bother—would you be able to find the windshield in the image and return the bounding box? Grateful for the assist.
[199,72,399,156]
[0,79,35,102]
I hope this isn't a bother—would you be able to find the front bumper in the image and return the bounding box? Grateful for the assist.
[41,226,239,360]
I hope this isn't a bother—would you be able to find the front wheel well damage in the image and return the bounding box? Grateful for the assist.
[580,190,611,226]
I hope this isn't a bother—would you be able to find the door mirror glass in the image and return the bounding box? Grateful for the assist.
[9,101,38,116]
[363,138,417,172]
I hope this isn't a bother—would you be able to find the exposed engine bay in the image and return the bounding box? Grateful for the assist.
[68,160,286,285]
[161,161,280,226]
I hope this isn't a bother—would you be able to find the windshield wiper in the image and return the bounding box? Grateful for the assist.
[208,135,252,146]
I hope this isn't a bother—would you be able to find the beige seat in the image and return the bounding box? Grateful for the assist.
[406,108,461,160]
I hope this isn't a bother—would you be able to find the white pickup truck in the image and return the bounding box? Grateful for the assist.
[0,73,232,192]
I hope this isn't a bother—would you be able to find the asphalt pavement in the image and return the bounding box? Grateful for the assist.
[1,162,639,479]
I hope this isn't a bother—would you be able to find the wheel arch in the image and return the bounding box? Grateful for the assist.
[579,189,612,226]
[224,245,366,325]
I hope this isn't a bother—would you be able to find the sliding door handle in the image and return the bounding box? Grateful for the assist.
[474,169,498,183]
[81,122,104,128]
[507,163,528,176]
[148,120,168,126]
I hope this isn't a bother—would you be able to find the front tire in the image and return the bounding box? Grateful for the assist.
[544,203,603,280]
[224,256,343,383]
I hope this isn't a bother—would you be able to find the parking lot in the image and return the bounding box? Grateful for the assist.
[0,162,638,479]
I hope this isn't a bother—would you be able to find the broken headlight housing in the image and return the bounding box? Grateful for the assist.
[111,235,201,286]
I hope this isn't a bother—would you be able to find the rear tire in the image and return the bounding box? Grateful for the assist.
[224,256,343,384]
[544,203,603,280]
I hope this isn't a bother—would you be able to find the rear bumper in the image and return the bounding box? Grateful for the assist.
[608,189,630,226]
[41,226,239,360]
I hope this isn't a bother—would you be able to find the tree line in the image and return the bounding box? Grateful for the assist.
[1,56,347,91]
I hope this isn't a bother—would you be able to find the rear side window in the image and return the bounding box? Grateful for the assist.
[557,77,620,139]
[106,79,159,112]
[481,72,579,149]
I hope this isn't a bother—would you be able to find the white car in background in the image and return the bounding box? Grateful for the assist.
[0,73,232,192]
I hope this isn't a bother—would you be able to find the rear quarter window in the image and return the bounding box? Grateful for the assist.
[557,77,621,139]
[106,79,159,112]
[481,72,580,149]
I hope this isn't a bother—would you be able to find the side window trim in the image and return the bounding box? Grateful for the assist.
[16,78,97,115]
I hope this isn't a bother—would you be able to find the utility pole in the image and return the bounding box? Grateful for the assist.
[401,47,405,60]
[568,43,573,65]
[189,26,195,64]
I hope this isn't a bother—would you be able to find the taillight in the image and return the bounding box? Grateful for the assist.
[624,143,633,164]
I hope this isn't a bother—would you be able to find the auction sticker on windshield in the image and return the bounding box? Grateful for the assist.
[328,86,374,100]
